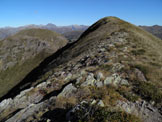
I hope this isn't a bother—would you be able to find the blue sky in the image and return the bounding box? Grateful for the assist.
[0,0,162,27]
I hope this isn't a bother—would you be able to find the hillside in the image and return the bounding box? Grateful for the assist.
[0,17,162,122]
[0,28,68,99]
[140,25,162,40]
[62,30,85,43]
[0,24,88,40]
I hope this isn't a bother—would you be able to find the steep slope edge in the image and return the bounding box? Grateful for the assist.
[0,28,68,98]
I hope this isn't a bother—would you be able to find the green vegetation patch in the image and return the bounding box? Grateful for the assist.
[0,52,49,98]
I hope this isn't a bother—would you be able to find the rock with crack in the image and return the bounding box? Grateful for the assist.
[0,81,55,120]
[57,83,77,98]
[5,97,56,122]
[0,98,13,113]
[117,100,162,122]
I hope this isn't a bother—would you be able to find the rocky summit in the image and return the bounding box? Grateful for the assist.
[0,17,162,122]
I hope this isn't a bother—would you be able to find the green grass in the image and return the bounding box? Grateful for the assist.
[0,28,68,98]
[12,28,66,42]
[0,51,50,98]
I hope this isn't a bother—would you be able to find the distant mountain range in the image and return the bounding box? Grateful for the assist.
[139,25,162,40]
[0,24,89,41]
[0,24,162,42]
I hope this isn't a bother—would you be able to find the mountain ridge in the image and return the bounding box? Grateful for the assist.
[0,16,162,122]
[139,25,162,40]
[0,24,89,40]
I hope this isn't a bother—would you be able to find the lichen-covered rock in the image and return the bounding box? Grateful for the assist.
[104,73,129,86]
[6,97,56,122]
[81,73,96,87]
[64,73,73,81]
[117,100,162,122]
[0,98,13,113]
[134,68,147,81]
[57,83,77,98]
[112,63,124,72]
[96,72,104,81]
[98,100,105,107]
[95,81,104,88]
[104,75,114,85]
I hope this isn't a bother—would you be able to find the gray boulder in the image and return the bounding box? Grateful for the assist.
[81,73,96,87]
[58,83,77,98]
[104,73,129,86]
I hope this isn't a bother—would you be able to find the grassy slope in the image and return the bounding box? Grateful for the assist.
[0,52,48,97]
[27,17,162,121]
[52,17,162,66]
[0,29,68,98]
[80,17,162,83]
[11,28,68,48]
[40,17,162,104]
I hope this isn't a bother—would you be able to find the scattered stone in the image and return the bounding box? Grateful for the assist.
[104,73,129,86]
[66,101,88,121]
[112,63,124,72]
[117,100,162,122]
[81,73,96,87]
[80,70,87,75]
[95,81,104,88]
[98,100,104,107]
[91,100,97,105]
[0,98,13,113]
[134,68,147,81]
[36,81,51,89]
[57,83,77,98]
[47,119,51,122]
[96,72,104,81]
[76,76,83,85]
[104,76,114,85]
[64,73,72,81]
